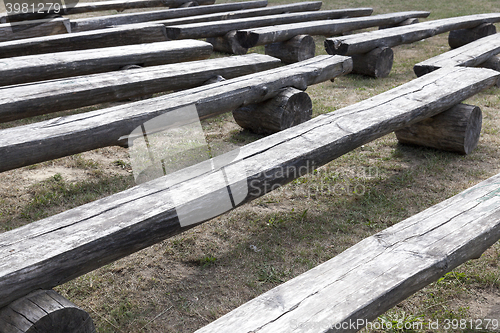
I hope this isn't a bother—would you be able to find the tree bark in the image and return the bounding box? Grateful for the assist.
[264,34,315,63]
[448,23,497,49]
[207,30,248,55]
[351,47,394,78]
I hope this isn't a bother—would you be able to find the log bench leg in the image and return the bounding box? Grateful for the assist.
[232,87,312,134]
[351,47,394,78]
[206,31,248,55]
[0,289,96,333]
[395,103,482,155]
[264,35,316,64]
[448,23,497,49]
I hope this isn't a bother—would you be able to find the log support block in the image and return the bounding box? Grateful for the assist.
[264,34,316,64]
[206,31,248,55]
[232,87,312,134]
[0,289,96,333]
[449,23,497,49]
[395,103,482,155]
[351,47,394,78]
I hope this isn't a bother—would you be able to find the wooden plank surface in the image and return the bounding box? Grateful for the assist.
[0,40,212,87]
[235,11,430,48]
[0,55,352,172]
[0,66,497,309]
[0,17,70,42]
[195,171,500,333]
[325,13,500,55]
[71,1,318,32]
[414,32,500,77]
[0,54,281,122]
[165,7,379,39]
[0,24,168,58]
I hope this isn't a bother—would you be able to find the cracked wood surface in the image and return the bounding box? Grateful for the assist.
[235,11,430,48]
[0,66,497,310]
[414,32,500,77]
[196,172,500,333]
[325,13,500,56]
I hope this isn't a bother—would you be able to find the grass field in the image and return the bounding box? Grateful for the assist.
[0,0,500,332]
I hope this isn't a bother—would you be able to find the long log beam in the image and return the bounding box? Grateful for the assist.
[236,11,430,48]
[325,13,500,56]
[0,17,70,42]
[0,54,281,122]
[0,66,497,309]
[0,40,212,87]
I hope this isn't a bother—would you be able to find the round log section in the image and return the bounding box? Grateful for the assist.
[0,289,96,333]
[233,87,312,134]
[207,31,248,55]
[351,47,394,78]
[448,23,497,49]
[395,103,482,155]
[264,35,316,64]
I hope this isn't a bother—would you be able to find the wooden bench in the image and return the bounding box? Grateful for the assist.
[0,66,497,331]
[324,13,500,77]
[0,40,212,87]
[0,17,70,42]
[195,169,500,332]
[414,32,500,77]
[0,53,281,122]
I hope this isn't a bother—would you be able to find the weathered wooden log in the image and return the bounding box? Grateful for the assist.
[379,17,419,29]
[165,7,378,39]
[233,87,312,134]
[0,24,168,59]
[0,55,353,173]
[0,290,96,333]
[207,30,248,55]
[325,13,500,56]
[237,11,431,48]
[203,74,226,85]
[0,40,212,87]
[264,34,315,63]
[395,104,482,155]
[449,23,497,49]
[195,171,500,333]
[414,32,500,77]
[0,54,280,122]
[176,0,199,7]
[0,17,70,42]
[0,67,497,309]
[350,46,393,78]
[481,55,500,86]
[70,1,317,32]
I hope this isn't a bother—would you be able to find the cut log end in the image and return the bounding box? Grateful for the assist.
[265,35,316,64]
[233,87,312,134]
[395,103,482,155]
[351,47,394,78]
[448,23,497,49]
[207,30,248,55]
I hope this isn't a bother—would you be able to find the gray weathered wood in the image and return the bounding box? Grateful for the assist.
[0,290,96,333]
[195,170,500,333]
[233,87,312,133]
[0,55,352,172]
[69,1,308,32]
[0,66,497,310]
[264,34,315,63]
[0,17,70,42]
[165,7,377,39]
[236,11,430,48]
[481,55,500,86]
[0,24,168,59]
[449,22,497,49]
[0,40,212,87]
[0,54,280,122]
[395,103,482,155]
[414,33,500,77]
[351,46,394,78]
[207,30,248,55]
[379,17,419,29]
[325,13,500,56]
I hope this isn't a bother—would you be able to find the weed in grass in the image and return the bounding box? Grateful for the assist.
[199,255,217,268]
[256,264,285,284]
[376,311,425,333]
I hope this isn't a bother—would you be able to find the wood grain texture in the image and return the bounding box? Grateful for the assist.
[0,40,212,86]
[0,54,281,122]
[236,11,430,48]
[395,103,482,155]
[0,18,70,42]
[207,30,248,55]
[414,33,500,77]
[165,7,376,39]
[325,13,500,56]
[0,66,496,310]
[0,55,352,173]
[70,1,318,32]
[351,46,394,78]
[264,35,315,63]
[0,24,168,59]
[195,171,500,333]
[448,22,497,49]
